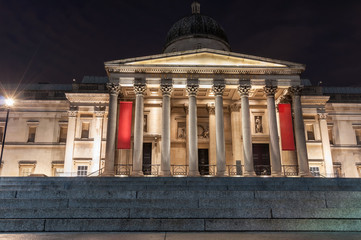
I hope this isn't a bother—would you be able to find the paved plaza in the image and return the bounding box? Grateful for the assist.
[0,232,360,240]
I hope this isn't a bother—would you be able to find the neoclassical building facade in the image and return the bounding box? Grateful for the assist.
[1,2,361,178]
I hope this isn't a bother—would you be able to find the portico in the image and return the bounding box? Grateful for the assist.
[103,49,310,177]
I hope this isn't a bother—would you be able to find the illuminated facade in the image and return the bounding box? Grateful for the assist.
[1,2,361,178]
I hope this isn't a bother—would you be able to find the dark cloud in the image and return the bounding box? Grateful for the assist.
[0,0,360,86]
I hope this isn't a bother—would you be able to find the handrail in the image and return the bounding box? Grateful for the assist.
[87,167,104,177]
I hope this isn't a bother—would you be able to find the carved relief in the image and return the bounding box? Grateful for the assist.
[230,104,240,112]
[197,123,209,139]
[177,122,186,139]
[255,116,263,133]
[207,105,215,114]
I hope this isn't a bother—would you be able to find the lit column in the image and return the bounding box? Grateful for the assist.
[64,107,78,176]
[264,86,282,176]
[91,107,104,175]
[132,84,146,176]
[103,83,121,176]
[290,86,311,177]
[318,113,334,177]
[160,83,172,176]
[207,104,216,167]
[238,85,255,176]
[213,84,227,176]
[186,84,200,176]
[230,103,243,165]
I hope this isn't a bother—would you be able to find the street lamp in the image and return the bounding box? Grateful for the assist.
[0,98,14,165]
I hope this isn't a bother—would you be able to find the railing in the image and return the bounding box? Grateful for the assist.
[227,164,244,176]
[320,173,345,178]
[142,164,160,176]
[254,165,271,176]
[171,165,188,176]
[115,164,132,175]
[87,168,104,177]
[199,164,216,176]
[282,165,299,176]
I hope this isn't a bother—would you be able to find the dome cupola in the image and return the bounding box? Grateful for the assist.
[163,2,230,53]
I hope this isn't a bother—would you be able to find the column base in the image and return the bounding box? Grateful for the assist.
[160,170,172,177]
[131,170,144,177]
[271,172,283,177]
[188,170,200,177]
[243,171,256,177]
[216,171,228,177]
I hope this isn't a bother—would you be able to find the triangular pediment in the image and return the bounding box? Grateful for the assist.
[105,49,304,69]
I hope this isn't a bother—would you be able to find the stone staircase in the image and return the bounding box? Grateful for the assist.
[0,177,361,232]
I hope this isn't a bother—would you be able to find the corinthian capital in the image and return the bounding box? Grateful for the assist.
[318,113,328,120]
[264,86,277,96]
[161,84,173,96]
[290,86,303,96]
[134,84,146,95]
[212,85,225,96]
[238,85,251,96]
[106,83,121,95]
[186,84,199,96]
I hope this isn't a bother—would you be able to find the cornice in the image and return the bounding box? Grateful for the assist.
[65,93,109,104]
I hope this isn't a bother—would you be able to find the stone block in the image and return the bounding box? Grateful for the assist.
[45,219,204,231]
[254,191,325,200]
[0,191,16,199]
[136,190,254,200]
[205,219,361,231]
[0,219,45,232]
[0,199,68,209]
[68,199,198,208]
[272,207,361,219]
[16,190,136,199]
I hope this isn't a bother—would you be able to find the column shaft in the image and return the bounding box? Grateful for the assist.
[239,86,255,176]
[64,109,77,176]
[319,114,333,177]
[160,85,172,176]
[213,85,227,176]
[132,84,146,176]
[265,87,282,176]
[207,105,216,167]
[291,87,311,176]
[103,84,120,176]
[187,85,200,176]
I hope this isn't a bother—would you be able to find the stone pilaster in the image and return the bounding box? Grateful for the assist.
[264,86,282,176]
[212,84,227,176]
[318,113,334,177]
[64,107,78,176]
[160,84,172,176]
[207,104,216,167]
[238,85,255,176]
[103,83,121,176]
[91,107,104,175]
[290,86,311,177]
[230,103,243,167]
[186,84,200,176]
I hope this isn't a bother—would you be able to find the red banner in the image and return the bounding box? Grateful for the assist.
[117,102,133,149]
[278,104,295,151]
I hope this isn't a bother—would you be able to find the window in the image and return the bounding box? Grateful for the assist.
[18,161,36,176]
[310,166,320,177]
[27,126,37,142]
[81,122,90,139]
[77,165,88,176]
[355,129,361,145]
[306,124,315,141]
[328,126,333,144]
[0,126,4,142]
[59,126,67,143]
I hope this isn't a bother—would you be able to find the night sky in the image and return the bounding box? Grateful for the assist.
[0,0,360,87]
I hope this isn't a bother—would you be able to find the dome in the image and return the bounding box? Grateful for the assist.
[163,2,230,53]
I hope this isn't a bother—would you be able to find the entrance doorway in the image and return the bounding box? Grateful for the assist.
[252,144,271,175]
[142,143,152,175]
[198,149,209,175]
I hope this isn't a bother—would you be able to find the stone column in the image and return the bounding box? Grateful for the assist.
[318,113,334,177]
[103,83,121,176]
[91,107,104,175]
[160,84,172,176]
[238,85,255,176]
[264,86,282,176]
[230,103,243,166]
[186,84,200,176]
[64,107,78,176]
[132,84,146,176]
[290,87,311,177]
[213,84,227,176]
[207,104,216,167]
